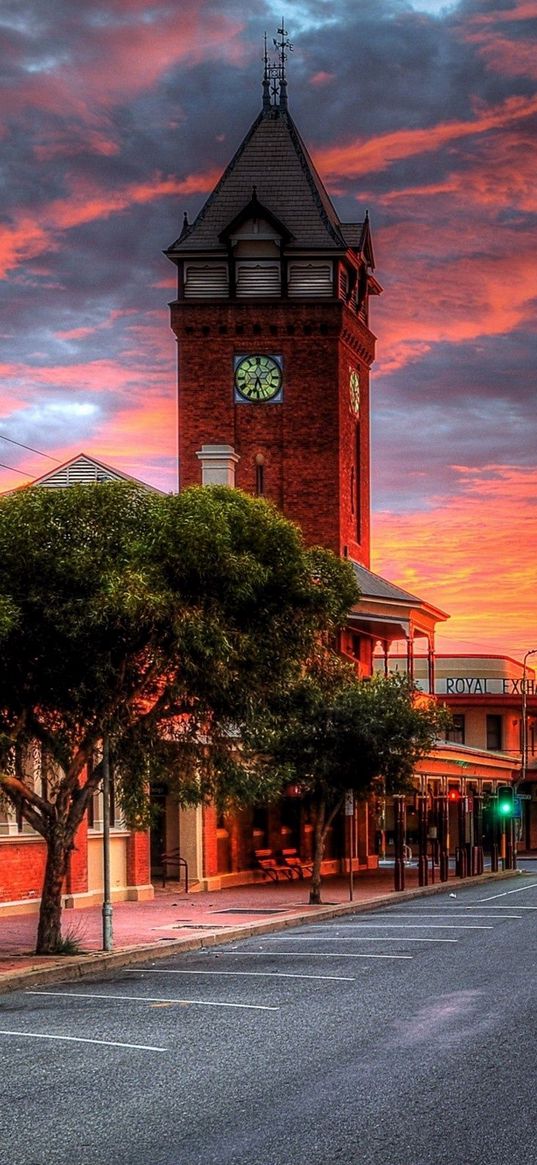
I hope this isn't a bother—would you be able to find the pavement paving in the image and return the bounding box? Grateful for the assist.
[0,862,523,993]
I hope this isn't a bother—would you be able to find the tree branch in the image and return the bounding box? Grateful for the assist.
[0,770,53,818]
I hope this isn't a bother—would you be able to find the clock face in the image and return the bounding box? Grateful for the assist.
[349,368,360,416]
[234,354,283,402]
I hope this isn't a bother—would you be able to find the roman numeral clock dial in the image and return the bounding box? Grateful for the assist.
[234,354,283,402]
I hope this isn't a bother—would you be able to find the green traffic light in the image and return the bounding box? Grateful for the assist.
[497,786,515,816]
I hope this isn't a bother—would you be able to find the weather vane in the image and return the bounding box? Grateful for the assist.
[263,21,293,110]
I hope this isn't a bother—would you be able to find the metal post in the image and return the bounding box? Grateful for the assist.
[472,790,484,875]
[457,794,467,878]
[345,790,354,901]
[102,734,113,951]
[437,794,449,882]
[417,792,428,887]
[393,795,406,892]
[520,649,537,862]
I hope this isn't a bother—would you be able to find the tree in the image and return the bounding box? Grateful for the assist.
[0,482,358,953]
[248,657,450,903]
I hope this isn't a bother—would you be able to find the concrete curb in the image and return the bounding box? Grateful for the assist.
[0,869,523,994]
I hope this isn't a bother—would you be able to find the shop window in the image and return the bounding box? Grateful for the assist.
[446,714,465,744]
[486,714,502,751]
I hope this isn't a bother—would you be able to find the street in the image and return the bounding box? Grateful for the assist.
[2,874,537,1165]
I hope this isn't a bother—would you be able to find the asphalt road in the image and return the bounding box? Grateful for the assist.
[2,872,537,1165]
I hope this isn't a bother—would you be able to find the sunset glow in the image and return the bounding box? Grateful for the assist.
[1,1,535,659]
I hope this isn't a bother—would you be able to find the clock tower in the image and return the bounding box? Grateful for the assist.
[166,29,381,566]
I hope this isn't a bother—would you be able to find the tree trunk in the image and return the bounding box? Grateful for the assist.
[309,795,326,905]
[35,828,71,955]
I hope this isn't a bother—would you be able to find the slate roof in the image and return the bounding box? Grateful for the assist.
[167,107,363,255]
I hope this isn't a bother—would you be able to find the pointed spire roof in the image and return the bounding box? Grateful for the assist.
[167,25,374,266]
[167,106,358,255]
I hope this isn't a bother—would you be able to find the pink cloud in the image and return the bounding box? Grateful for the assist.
[314,94,537,179]
[0,8,246,131]
[0,169,219,278]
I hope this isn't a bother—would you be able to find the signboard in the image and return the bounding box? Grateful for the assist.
[344,790,354,816]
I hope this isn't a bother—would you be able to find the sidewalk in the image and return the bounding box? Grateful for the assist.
[0,865,521,994]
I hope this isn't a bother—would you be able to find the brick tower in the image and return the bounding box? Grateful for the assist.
[166,28,381,565]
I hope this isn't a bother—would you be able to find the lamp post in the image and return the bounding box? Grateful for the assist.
[521,649,537,789]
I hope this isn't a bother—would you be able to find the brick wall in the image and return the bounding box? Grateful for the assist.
[171,298,376,562]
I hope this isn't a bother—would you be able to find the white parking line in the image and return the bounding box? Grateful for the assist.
[27,990,279,1012]
[269,935,457,943]
[337,912,522,920]
[215,951,413,960]
[478,883,537,902]
[124,969,356,981]
[468,904,537,910]
[288,923,493,931]
[0,1029,166,1051]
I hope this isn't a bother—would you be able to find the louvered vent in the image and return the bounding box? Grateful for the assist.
[339,267,349,300]
[40,459,121,488]
[235,262,281,298]
[287,262,333,297]
[184,264,229,298]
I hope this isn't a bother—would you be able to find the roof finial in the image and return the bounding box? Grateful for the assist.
[262,32,271,113]
[273,19,293,111]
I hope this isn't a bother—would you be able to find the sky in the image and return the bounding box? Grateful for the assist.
[0,0,535,661]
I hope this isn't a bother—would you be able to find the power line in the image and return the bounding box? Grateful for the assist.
[0,461,32,477]
[0,434,60,463]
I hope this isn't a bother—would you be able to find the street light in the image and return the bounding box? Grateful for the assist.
[521,649,537,789]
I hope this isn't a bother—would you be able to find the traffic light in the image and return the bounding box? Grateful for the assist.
[497,786,515,816]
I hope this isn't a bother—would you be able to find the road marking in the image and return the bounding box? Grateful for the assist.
[214,951,413,960]
[124,969,356,982]
[334,912,522,920]
[478,883,537,902]
[269,935,457,943]
[467,904,537,910]
[283,923,492,931]
[27,990,279,1012]
[0,1029,166,1051]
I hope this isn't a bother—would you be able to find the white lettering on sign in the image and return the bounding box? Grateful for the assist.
[436,677,536,696]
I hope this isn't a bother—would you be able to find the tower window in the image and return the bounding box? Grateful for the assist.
[184,263,229,298]
[255,454,265,497]
[288,262,333,297]
[355,425,361,541]
[235,262,280,297]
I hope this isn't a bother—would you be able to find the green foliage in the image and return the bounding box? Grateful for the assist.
[0,481,358,834]
[248,658,451,806]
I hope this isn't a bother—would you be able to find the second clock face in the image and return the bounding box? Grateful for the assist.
[234,354,283,402]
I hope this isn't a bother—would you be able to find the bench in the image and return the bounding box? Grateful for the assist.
[254,848,294,881]
[280,848,313,879]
